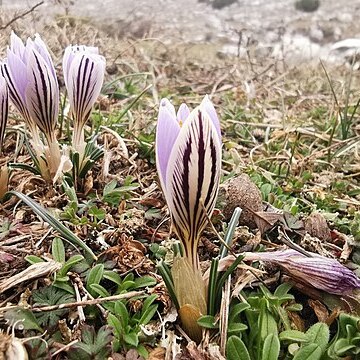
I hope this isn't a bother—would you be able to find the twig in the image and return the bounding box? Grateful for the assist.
[0,291,144,313]
[0,1,44,30]
[51,340,79,358]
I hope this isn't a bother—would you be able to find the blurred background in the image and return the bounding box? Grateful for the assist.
[2,0,360,65]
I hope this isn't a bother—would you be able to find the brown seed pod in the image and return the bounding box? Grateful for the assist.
[304,212,331,241]
[220,174,263,229]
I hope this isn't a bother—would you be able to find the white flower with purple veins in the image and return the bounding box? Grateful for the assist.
[156,96,222,268]
[2,32,59,144]
[62,45,105,153]
[0,75,8,154]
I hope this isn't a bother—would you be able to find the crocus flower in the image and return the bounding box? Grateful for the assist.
[0,74,8,154]
[156,96,222,342]
[2,32,61,181]
[156,95,222,268]
[238,250,360,295]
[62,45,105,155]
[2,32,59,145]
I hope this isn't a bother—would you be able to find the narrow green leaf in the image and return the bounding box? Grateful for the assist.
[6,191,96,260]
[279,330,308,343]
[87,264,104,290]
[124,332,139,347]
[103,271,122,286]
[90,283,110,297]
[197,315,218,329]
[114,300,129,328]
[52,237,65,263]
[133,276,157,289]
[207,257,219,316]
[58,255,84,277]
[25,255,44,264]
[226,335,251,360]
[157,261,179,309]
[220,207,242,258]
[305,322,329,353]
[227,322,248,334]
[107,313,122,338]
[261,334,280,360]
[293,344,322,360]
[139,304,158,325]
[142,294,158,312]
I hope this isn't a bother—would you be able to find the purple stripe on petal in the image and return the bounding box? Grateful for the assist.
[165,107,221,267]
[6,48,27,102]
[0,75,8,152]
[25,49,59,140]
[155,98,180,193]
[32,34,58,80]
[66,52,105,129]
[244,250,360,295]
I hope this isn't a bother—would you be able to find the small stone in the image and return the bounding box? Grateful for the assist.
[295,0,320,12]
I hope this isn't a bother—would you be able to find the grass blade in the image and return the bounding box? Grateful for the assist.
[7,190,96,260]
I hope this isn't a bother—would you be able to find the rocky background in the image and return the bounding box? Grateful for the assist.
[2,0,360,64]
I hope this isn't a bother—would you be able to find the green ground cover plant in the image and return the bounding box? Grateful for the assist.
[1,11,360,360]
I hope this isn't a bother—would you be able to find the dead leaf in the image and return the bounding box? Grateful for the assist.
[148,347,165,360]
[308,299,329,322]
[253,211,283,234]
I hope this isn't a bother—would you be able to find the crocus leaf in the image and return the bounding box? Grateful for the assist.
[6,191,96,260]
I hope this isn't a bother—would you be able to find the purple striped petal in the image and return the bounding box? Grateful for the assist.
[31,34,57,79]
[63,45,101,90]
[200,95,221,141]
[165,107,222,267]
[3,33,58,135]
[25,48,59,141]
[0,75,8,153]
[65,50,105,130]
[6,47,27,102]
[245,250,360,295]
[155,98,180,193]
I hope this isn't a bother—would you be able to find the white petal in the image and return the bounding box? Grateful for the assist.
[67,52,105,128]
[25,49,59,139]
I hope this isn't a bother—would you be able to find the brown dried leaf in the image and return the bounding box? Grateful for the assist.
[308,299,329,323]
[253,211,283,234]
[0,260,61,294]
[148,347,166,360]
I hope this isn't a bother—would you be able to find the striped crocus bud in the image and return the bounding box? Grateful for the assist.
[156,95,222,268]
[156,96,222,342]
[2,32,59,145]
[62,45,105,155]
